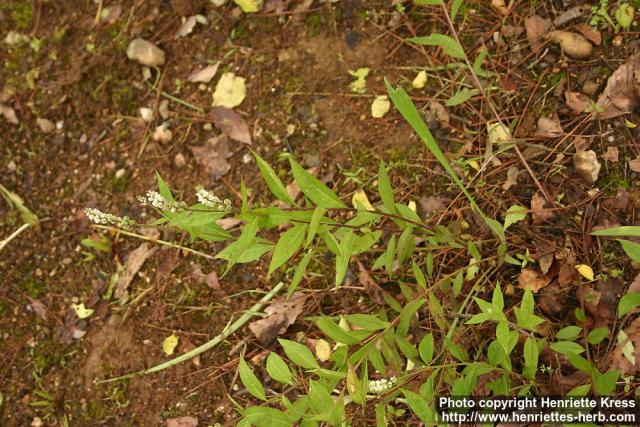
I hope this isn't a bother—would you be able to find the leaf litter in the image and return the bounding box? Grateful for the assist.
[248,292,307,345]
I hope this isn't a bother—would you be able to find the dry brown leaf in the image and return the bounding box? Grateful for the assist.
[573,150,601,184]
[596,53,640,119]
[535,115,564,138]
[28,298,48,321]
[115,242,157,299]
[187,62,219,83]
[553,5,588,27]
[531,192,554,224]
[564,91,591,113]
[518,268,551,293]
[189,135,232,179]
[603,146,619,162]
[491,0,510,16]
[166,416,198,427]
[216,217,242,230]
[524,15,551,52]
[206,271,221,290]
[210,107,252,145]
[356,259,385,304]
[429,101,450,125]
[629,155,640,172]
[502,166,520,191]
[418,195,449,218]
[546,30,593,59]
[575,23,602,46]
[0,103,18,124]
[611,317,640,375]
[558,262,581,286]
[248,292,306,345]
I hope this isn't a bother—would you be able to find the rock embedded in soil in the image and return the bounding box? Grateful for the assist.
[546,30,593,59]
[36,118,55,133]
[126,38,165,67]
[153,124,173,143]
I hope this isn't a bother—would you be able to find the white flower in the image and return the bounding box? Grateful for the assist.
[138,190,183,212]
[196,188,231,212]
[368,376,397,393]
[83,208,133,228]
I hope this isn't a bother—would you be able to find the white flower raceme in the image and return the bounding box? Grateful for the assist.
[196,188,231,212]
[83,208,133,228]
[137,190,184,212]
[368,376,397,393]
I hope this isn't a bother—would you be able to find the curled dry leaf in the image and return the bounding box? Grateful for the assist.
[187,62,219,83]
[418,195,449,218]
[524,15,551,52]
[629,155,640,173]
[531,192,554,224]
[518,268,551,293]
[176,15,198,38]
[357,259,386,304]
[535,115,564,138]
[210,107,252,145]
[248,292,306,345]
[553,5,589,27]
[502,166,519,191]
[115,241,158,299]
[573,150,601,184]
[596,53,640,119]
[574,23,602,46]
[564,91,591,113]
[546,30,593,59]
[602,146,619,163]
[491,0,510,16]
[189,135,232,179]
[429,101,449,125]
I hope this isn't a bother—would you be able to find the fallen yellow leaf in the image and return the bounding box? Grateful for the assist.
[352,189,374,211]
[575,264,594,281]
[163,334,179,356]
[315,339,332,362]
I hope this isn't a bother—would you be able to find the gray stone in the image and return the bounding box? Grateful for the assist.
[126,38,165,67]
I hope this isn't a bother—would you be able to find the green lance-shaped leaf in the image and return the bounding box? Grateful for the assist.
[238,357,266,400]
[269,223,306,274]
[407,34,466,59]
[278,338,319,370]
[266,352,294,385]
[289,158,345,209]
[253,151,295,205]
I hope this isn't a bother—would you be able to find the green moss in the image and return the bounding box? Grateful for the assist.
[23,275,46,298]
[10,1,33,30]
[306,14,324,36]
[597,167,631,195]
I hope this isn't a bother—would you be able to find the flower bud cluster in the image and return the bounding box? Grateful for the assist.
[196,188,232,212]
[83,208,134,228]
[368,376,397,393]
[137,190,184,213]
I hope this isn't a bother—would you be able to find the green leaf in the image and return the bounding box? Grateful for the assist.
[514,288,545,331]
[269,223,306,274]
[155,171,174,202]
[238,357,265,400]
[504,205,528,230]
[278,338,319,369]
[396,226,415,266]
[593,369,619,396]
[445,88,478,106]
[588,327,609,345]
[407,34,466,59]
[522,336,538,380]
[619,239,640,263]
[568,384,592,397]
[266,352,294,385]
[377,162,397,214]
[346,314,390,331]
[414,0,444,5]
[412,262,427,290]
[241,407,293,427]
[419,333,434,364]
[385,80,501,241]
[346,364,365,405]
[451,0,464,19]
[618,292,640,318]
[550,341,585,355]
[288,249,313,297]
[253,151,295,205]
[591,226,640,237]
[402,389,436,424]
[289,158,345,208]
[452,271,463,297]
[315,316,366,345]
[306,206,325,247]
[335,230,355,285]
[615,3,635,31]
[556,325,582,341]
[384,234,396,273]
[397,298,425,337]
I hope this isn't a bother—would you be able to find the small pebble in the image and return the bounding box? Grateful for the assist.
[36,118,55,133]
[153,124,173,143]
[126,38,165,67]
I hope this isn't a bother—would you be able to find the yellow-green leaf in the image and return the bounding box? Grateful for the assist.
[162,334,179,356]
[71,303,94,319]
[212,73,246,108]
[575,264,594,281]
[371,95,391,118]
[233,0,263,13]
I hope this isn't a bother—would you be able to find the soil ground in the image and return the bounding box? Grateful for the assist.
[1,0,639,426]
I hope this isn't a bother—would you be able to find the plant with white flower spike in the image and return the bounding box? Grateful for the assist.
[137,190,184,213]
[368,376,397,394]
[83,208,134,228]
[196,188,232,212]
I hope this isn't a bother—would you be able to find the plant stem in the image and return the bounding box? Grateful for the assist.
[96,281,285,384]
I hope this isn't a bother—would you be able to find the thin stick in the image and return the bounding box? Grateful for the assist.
[0,223,30,253]
[92,224,215,260]
[96,281,285,383]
